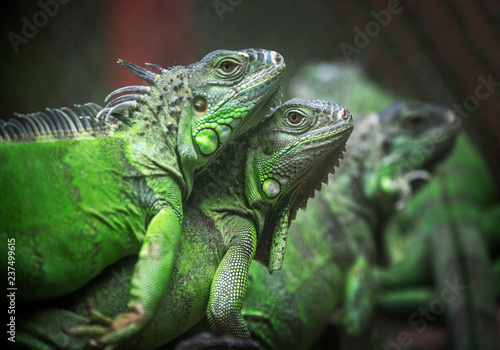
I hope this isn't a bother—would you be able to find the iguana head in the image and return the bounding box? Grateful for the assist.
[367,102,461,209]
[105,49,285,148]
[186,49,286,159]
[246,98,354,271]
[101,49,285,193]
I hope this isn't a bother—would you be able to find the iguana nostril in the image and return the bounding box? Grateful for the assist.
[340,108,350,120]
[272,52,282,62]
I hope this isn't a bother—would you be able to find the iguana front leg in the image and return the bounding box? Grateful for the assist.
[207,217,257,338]
[69,185,183,348]
[102,208,181,343]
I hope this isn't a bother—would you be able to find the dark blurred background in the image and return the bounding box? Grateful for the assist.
[1,0,499,348]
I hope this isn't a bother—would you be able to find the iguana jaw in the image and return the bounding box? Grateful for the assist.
[284,131,351,220]
[231,76,285,136]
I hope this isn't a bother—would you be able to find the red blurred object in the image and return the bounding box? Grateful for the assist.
[106,0,198,89]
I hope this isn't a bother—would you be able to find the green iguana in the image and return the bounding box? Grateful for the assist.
[167,101,461,350]
[9,98,353,350]
[289,63,498,349]
[374,133,499,350]
[241,102,461,349]
[0,48,285,348]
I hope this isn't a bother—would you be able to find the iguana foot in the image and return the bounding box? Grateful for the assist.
[64,303,111,338]
[67,303,147,349]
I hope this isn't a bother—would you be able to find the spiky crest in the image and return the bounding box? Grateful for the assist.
[0,103,105,142]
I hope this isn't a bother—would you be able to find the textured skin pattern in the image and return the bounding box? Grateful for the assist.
[0,49,285,348]
[10,98,353,350]
[0,103,107,142]
[207,218,257,338]
[237,102,461,349]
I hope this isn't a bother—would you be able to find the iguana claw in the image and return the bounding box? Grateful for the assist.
[74,307,146,349]
[66,324,109,338]
[66,303,147,348]
[85,303,113,325]
[62,327,77,337]
[65,304,112,338]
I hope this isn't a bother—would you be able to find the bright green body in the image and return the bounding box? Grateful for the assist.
[1,49,285,348]
[9,98,353,349]
[14,212,224,349]
[1,133,184,300]
[241,189,350,350]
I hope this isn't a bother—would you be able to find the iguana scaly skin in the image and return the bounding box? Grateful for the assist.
[9,98,353,350]
[169,102,461,350]
[375,134,499,350]
[0,49,285,347]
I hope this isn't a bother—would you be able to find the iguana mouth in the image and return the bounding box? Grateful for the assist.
[235,61,285,94]
[211,50,285,110]
[224,63,286,133]
[403,134,456,197]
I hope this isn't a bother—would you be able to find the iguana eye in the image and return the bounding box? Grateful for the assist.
[281,109,312,131]
[405,115,425,128]
[214,57,245,80]
[288,112,301,124]
[286,111,309,127]
[220,61,235,72]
